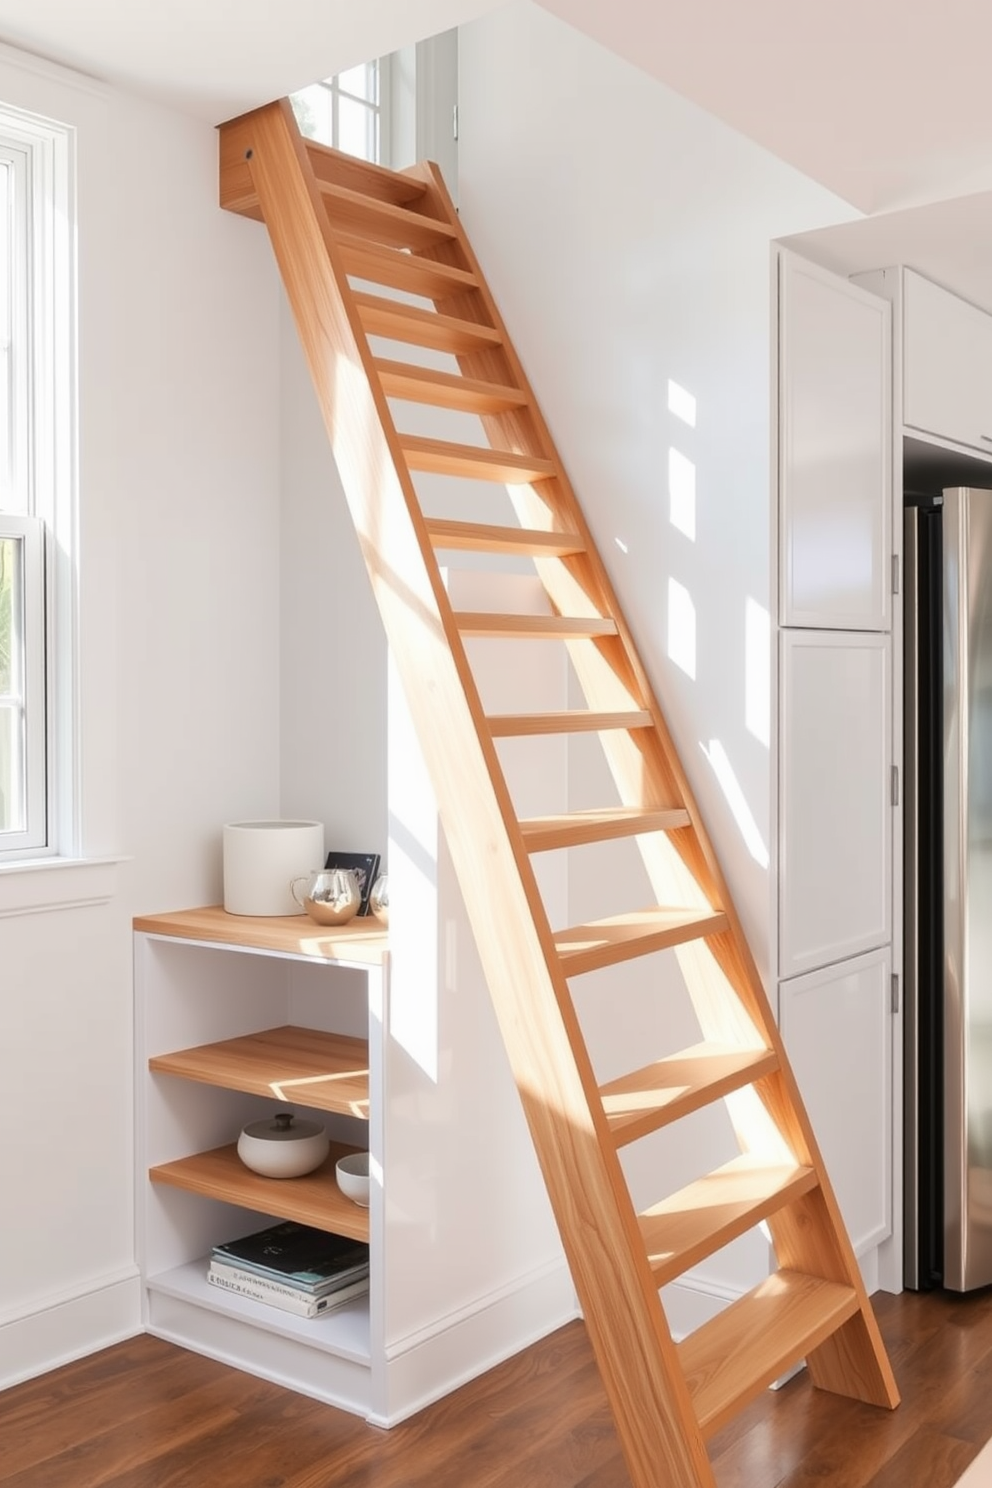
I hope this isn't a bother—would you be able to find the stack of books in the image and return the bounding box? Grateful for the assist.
[207,1219,370,1320]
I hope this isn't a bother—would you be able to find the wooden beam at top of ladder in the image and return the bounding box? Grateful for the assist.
[218,101,899,1488]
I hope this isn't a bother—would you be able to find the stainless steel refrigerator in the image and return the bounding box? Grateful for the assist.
[906,485,992,1291]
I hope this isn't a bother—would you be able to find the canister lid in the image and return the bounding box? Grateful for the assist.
[241,1111,325,1142]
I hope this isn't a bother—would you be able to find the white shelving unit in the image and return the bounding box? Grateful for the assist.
[134,907,388,1417]
[134,899,575,1425]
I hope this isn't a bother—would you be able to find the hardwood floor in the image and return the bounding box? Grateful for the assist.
[4,1289,992,1487]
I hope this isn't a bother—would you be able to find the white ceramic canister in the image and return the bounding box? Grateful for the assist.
[223,819,324,916]
[237,1111,330,1178]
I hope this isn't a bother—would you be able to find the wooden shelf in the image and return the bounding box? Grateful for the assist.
[149,1025,370,1120]
[680,1269,860,1438]
[149,1141,370,1243]
[133,905,387,966]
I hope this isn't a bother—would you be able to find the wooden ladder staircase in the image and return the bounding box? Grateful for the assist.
[218,100,899,1487]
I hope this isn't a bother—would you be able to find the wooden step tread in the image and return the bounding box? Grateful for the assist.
[489,708,652,738]
[338,238,476,300]
[680,1269,860,1438]
[639,1155,818,1287]
[554,904,729,977]
[457,613,617,639]
[520,805,691,853]
[318,179,457,251]
[304,137,428,206]
[149,1025,370,1119]
[378,361,526,414]
[424,519,584,556]
[354,292,501,354]
[600,1042,778,1147]
[149,1140,370,1243]
[400,435,555,484]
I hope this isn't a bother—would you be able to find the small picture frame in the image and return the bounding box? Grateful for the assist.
[323,851,381,916]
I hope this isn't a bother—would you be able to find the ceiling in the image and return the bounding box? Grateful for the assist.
[0,0,501,121]
[1,0,991,306]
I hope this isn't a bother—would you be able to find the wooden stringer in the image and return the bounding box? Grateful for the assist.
[218,100,899,1488]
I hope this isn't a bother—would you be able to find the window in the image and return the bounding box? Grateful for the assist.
[291,59,387,164]
[0,104,75,861]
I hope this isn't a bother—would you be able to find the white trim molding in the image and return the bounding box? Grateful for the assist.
[0,854,122,915]
[373,1255,577,1427]
[0,1265,141,1390]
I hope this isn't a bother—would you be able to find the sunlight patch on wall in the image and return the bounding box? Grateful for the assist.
[745,598,770,748]
[667,379,697,428]
[701,738,769,869]
[667,578,696,680]
[668,449,696,542]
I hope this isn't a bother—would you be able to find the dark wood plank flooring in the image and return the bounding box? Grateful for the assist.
[3,1288,992,1487]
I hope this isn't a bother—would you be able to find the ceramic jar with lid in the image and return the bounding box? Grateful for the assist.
[237,1111,329,1178]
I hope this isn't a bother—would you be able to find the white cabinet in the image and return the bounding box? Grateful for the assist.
[780,949,892,1256]
[778,629,891,979]
[903,268,992,456]
[779,252,891,630]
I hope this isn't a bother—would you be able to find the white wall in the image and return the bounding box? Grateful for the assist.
[278,308,388,850]
[0,45,282,1386]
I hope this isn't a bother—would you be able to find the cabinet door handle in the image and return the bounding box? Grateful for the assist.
[982,435,992,444]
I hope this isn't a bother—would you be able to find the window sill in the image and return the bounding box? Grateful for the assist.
[0,856,124,917]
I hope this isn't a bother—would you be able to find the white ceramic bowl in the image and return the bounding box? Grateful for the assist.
[336,1151,371,1206]
[237,1112,329,1178]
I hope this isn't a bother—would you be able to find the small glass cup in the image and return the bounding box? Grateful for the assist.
[369,874,389,926]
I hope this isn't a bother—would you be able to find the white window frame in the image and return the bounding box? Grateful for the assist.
[292,55,391,166]
[0,101,76,863]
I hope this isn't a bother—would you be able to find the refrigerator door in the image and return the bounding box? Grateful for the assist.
[943,487,992,1291]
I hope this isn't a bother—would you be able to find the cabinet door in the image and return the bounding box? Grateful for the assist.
[779,629,891,977]
[780,948,891,1255]
[779,252,891,630]
[903,269,992,456]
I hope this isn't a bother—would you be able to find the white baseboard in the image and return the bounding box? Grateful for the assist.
[858,1245,881,1295]
[0,1267,142,1390]
[371,1256,578,1426]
